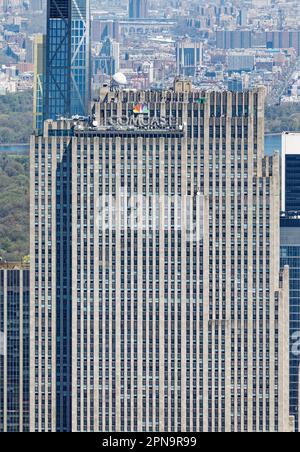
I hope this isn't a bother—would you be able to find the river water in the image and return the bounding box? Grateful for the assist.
[265,134,282,156]
[0,135,282,156]
[0,144,30,154]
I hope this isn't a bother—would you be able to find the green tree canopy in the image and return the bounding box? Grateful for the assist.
[0,91,33,144]
[0,154,29,261]
[265,102,300,133]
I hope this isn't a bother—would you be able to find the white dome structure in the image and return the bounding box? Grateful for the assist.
[112,72,128,86]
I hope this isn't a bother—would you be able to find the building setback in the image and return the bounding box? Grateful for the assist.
[30,80,290,432]
[33,34,46,133]
[0,263,30,432]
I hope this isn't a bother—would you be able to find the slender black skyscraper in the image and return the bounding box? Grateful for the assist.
[37,0,90,433]
[45,0,90,120]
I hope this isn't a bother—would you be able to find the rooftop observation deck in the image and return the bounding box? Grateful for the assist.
[73,124,186,139]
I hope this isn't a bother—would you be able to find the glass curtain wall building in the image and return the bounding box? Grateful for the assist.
[280,133,300,432]
[281,217,300,432]
[281,133,300,214]
[45,0,90,121]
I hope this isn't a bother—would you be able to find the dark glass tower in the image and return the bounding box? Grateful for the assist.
[281,133,300,431]
[46,0,90,120]
[285,154,300,213]
[281,217,300,432]
[45,0,90,432]
[282,133,300,214]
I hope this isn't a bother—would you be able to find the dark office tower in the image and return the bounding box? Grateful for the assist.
[0,263,30,432]
[129,0,148,19]
[280,132,300,432]
[282,133,300,214]
[31,80,291,432]
[281,216,300,432]
[43,1,91,430]
[45,0,91,120]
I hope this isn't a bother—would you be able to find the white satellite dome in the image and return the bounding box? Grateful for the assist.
[112,72,128,86]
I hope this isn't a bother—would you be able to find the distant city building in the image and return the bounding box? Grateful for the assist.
[252,0,271,6]
[129,0,148,19]
[30,81,290,432]
[216,30,253,50]
[141,60,154,85]
[176,39,203,77]
[91,17,174,43]
[30,0,44,11]
[227,76,247,92]
[216,30,300,56]
[93,38,120,78]
[238,8,247,27]
[266,31,300,55]
[33,34,46,132]
[24,36,35,65]
[0,263,30,432]
[227,53,255,72]
[281,133,300,213]
[45,0,91,120]
[92,19,120,42]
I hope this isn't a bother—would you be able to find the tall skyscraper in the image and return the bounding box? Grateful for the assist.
[281,216,300,432]
[45,0,91,121]
[31,81,291,432]
[0,262,30,432]
[280,132,300,432]
[129,0,148,19]
[176,39,203,78]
